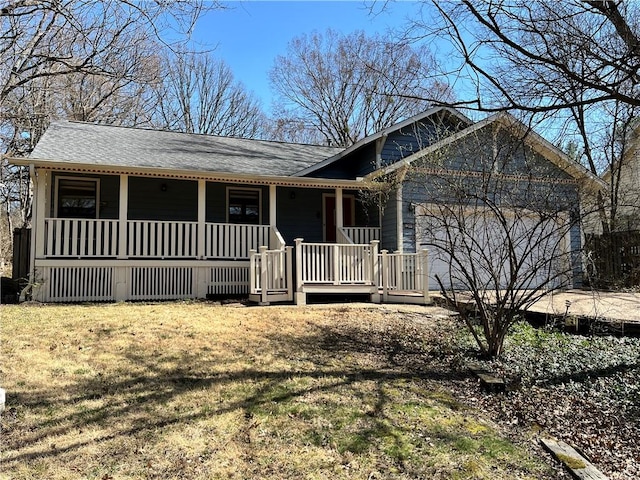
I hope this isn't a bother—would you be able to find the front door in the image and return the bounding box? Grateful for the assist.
[324,195,354,242]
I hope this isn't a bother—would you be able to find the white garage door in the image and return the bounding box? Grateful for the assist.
[416,206,570,291]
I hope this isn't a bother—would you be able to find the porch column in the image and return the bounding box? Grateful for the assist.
[396,183,403,253]
[197,179,206,258]
[196,179,208,299]
[115,174,129,301]
[335,187,344,231]
[269,185,277,226]
[33,169,50,260]
[30,167,49,301]
[117,175,128,259]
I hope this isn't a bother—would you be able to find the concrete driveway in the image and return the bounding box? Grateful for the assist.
[527,289,640,323]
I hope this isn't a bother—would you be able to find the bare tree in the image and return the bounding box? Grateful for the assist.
[152,51,267,138]
[0,1,210,107]
[420,0,639,112]
[0,0,212,266]
[270,29,453,147]
[398,119,586,358]
[409,1,640,234]
[264,113,324,146]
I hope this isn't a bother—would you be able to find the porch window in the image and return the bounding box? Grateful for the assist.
[56,178,99,218]
[227,188,261,224]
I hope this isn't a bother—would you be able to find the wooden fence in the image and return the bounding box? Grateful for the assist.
[585,231,640,287]
[12,227,31,282]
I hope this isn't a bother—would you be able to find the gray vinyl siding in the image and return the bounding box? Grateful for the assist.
[350,190,379,228]
[570,221,583,287]
[274,188,378,245]
[304,113,469,180]
[276,187,326,244]
[381,186,399,252]
[401,177,581,253]
[396,124,584,279]
[308,144,376,179]
[128,177,197,221]
[381,122,439,166]
[381,115,466,166]
[98,175,120,219]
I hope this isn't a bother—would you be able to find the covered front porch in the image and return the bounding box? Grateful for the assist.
[29,169,409,302]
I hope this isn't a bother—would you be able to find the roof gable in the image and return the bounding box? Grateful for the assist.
[292,107,472,178]
[369,112,606,191]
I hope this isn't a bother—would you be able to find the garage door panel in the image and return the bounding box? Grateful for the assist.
[416,206,568,291]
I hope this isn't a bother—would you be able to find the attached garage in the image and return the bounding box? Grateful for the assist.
[415,204,572,291]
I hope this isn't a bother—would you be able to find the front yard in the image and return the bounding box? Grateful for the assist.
[3,300,639,479]
[1,302,554,480]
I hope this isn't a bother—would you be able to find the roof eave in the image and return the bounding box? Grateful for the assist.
[6,156,367,189]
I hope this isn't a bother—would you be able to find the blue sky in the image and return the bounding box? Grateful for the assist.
[191,1,425,109]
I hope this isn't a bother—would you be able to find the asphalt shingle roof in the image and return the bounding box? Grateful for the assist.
[29,121,343,177]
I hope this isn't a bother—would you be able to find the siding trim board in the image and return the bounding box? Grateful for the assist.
[408,167,579,185]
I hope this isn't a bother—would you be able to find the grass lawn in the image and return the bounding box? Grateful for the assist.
[0,302,554,479]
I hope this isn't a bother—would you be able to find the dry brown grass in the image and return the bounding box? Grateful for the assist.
[1,301,553,479]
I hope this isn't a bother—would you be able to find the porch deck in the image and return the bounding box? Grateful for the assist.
[32,220,429,305]
[249,239,430,306]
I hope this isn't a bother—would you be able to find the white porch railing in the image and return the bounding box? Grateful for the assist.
[205,223,271,259]
[340,227,381,245]
[336,227,353,244]
[44,218,120,257]
[379,249,429,303]
[43,218,279,259]
[249,246,293,304]
[295,239,379,285]
[127,220,198,258]
[287,239,429,306]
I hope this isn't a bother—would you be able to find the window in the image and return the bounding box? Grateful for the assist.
[227,188,261,224]
[56,178,99,218]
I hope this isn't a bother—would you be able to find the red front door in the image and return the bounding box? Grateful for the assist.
[324,195,354,242]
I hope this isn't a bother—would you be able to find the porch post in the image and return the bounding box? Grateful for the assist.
[294,238,306,305]
[335,187,343,232]
[285,245,293,302]
[115,174,128,301]
[370,240,380,303]
[381,250,389,303]
[249,249,257,294]
[117,174,128,259]
[30,168,49,301]
[396,183,403,253]
[269,185,277,226]
[197,179,206,259]
[33,169,49,260]
[195,179,208,299]
[259,246,269,305]
[420,248,430,304]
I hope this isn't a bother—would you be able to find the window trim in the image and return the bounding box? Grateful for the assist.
[226,186,262,224]
[54,175,101,219]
